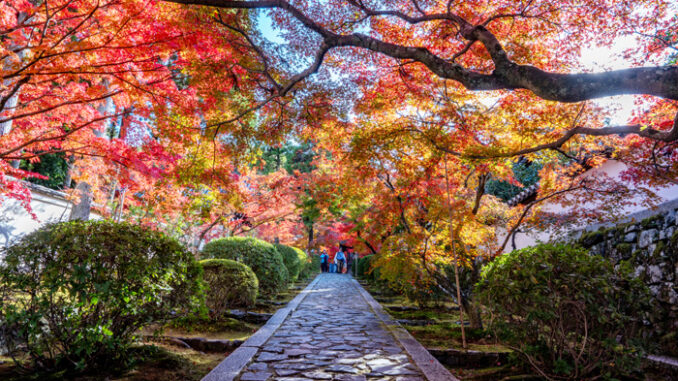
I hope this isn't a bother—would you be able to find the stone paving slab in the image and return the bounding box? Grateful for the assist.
[202,273,458,381]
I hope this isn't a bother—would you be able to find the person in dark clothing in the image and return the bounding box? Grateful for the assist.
[320,250,329,272]
[346,250,354,275]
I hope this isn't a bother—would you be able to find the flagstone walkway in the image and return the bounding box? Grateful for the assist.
[202,273,457,381]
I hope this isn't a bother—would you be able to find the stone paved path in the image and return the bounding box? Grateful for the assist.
[238,274,427,381]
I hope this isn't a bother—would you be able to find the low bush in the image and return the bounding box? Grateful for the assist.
[275,244,307,282]
[200,259,258,314]
[300,252,320,279]
[294,247,309,278]
[357,254,379,281]
[0,220,203,374]
[202,237,288,296]
[476,243,651,380]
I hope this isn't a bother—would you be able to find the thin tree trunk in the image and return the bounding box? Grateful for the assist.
[62,157,74,189]
[307,223,314,248]
[444,158,467,349]
[460,298,484,330]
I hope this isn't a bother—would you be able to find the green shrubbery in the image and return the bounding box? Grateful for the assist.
[275,244,307,282]
[357,254,378,281]
[476,243,651,380]
[300,252,320,279]
[202,237,288,296]
[200,259,258,314]
[0,220,203,374]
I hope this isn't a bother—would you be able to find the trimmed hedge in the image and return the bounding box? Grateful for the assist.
[0,220,203,373]
[357,254,378,281]
[275,244,307,282]
[300,253,321,279]
[203,237,288,296]
[476,243,652,380]
[200,259,258,313]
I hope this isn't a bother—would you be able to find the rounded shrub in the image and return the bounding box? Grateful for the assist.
[0,220,203,373]
[200,259,258,313]
[275,244,308,282]
[300,251,320,279]
[357,254,378,281]
[476,243,651,380]
[202,237,288,296]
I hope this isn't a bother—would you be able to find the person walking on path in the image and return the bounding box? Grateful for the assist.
[329,252,337,273]
[336,249,346,274]
[320,250,329,273]
[346,250,354,275]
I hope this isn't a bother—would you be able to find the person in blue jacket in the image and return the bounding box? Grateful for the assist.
[335,249,346,274]
[320,250,329,273]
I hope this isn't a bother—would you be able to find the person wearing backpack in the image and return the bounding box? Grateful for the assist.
[335,249,346,274]
[330,252,337,273]
[320,250,329,273]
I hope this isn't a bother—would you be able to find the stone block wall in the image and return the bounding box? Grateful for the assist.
[578,207,677,355]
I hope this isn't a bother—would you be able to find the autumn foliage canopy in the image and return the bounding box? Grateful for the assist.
[1,0,677,266]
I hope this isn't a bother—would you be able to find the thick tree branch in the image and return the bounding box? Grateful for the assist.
[465,115,678,159]
[163,0,678,103]
[495,182,586,256]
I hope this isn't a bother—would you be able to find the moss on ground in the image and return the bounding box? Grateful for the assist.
[403,322,492,349]
[114,344,224,381]
[0,344,224,381]
[450,365,540,381]
[164,317,257,333]
[386,308,460,322]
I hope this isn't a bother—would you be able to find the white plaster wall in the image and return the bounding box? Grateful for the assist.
[0,188,102,248]
[501,160,678,252]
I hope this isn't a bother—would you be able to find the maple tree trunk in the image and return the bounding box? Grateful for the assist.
[357,231,378,254]
[0,15,27,137]
[428,260,485,331]
[95,79,116,138]
[460,298,484,330]
[114,188,127,222]
[62,157,75,189]
[307,223,314,248]
[1,46,27,160]
[196,215,224,250]
[275,148,281,170]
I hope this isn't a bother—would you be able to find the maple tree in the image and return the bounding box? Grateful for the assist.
[162,0,677,146]
[123,0,676,262]
[1,1,676,368]
[0,0,272,214]
[148,0,676,260]
[1,0,676,313]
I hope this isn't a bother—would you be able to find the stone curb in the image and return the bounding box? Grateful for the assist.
[350,277,460,381]
[201,274,323,381]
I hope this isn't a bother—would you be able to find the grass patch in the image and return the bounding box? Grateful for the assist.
[113,344,224,381]
[159,317,259,339]
[404,323,488,348]
[387,308,460,322]
[451,365,539,380]
[0,344,224,381]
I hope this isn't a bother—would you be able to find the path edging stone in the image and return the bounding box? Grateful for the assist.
[350,277,460,381]
[200,274,322,381]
